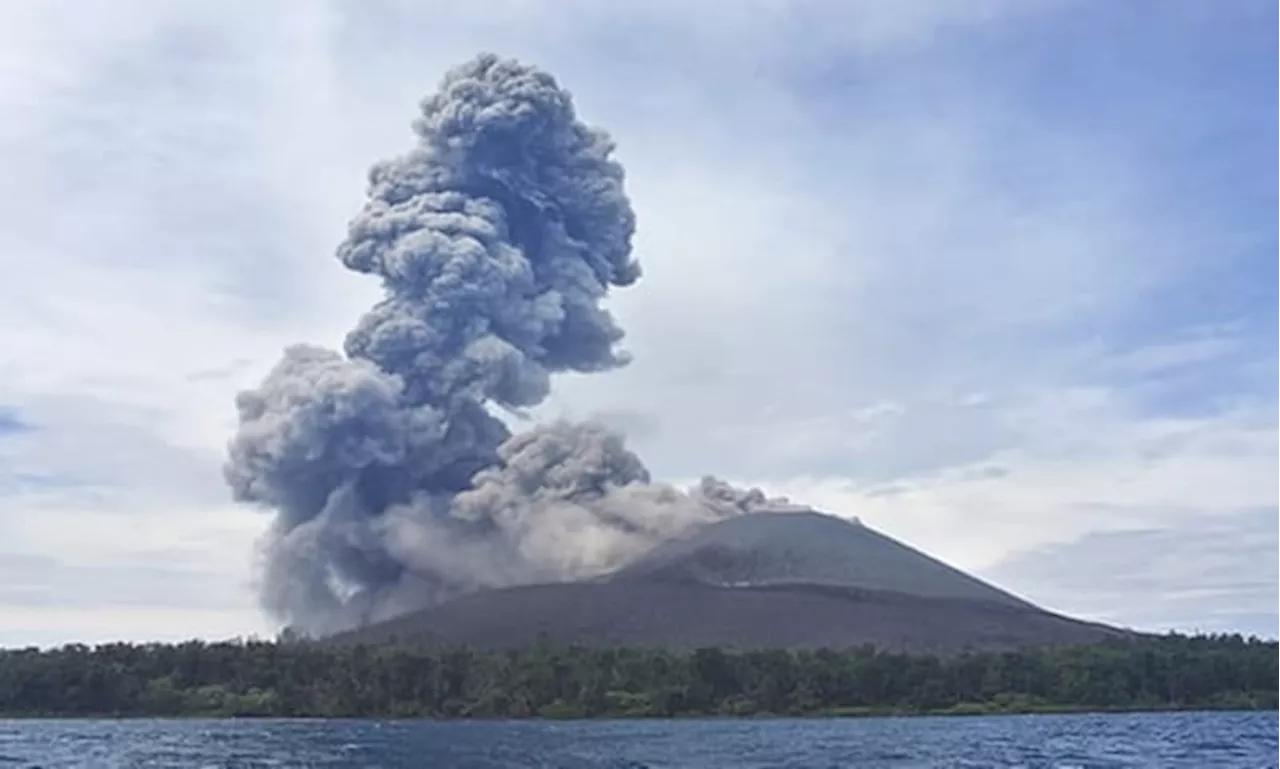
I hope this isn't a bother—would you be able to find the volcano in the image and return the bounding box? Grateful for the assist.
[332,511,1126,652]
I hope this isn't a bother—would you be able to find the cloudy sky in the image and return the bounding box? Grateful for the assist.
[0,0,1274,647]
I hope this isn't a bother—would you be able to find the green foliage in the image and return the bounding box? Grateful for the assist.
[0,633,1272,718]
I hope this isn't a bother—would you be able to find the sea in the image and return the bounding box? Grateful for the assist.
[0,711,1274,768]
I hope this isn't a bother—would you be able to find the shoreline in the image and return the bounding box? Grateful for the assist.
[3,705,1271,722]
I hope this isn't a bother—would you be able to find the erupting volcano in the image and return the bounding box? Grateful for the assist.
[227,53,1125,652]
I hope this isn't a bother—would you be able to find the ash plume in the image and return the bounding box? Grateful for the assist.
[226,54,785,635]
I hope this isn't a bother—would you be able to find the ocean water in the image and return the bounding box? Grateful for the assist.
[0,711,1274,768]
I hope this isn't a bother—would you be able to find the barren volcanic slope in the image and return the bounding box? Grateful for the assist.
[334,512,1126,653]
[611,511,1034,606]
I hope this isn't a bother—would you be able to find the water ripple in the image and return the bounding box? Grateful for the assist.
[0,711,1274,769]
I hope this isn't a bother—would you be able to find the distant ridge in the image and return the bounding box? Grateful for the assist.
[332,511,1128,652]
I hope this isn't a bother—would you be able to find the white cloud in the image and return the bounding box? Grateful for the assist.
[0,482,269,647]
[731,383,1276,634]
[985,508,1278,638]
[754,391,1274,565]
[0,0,1272,644]
[2,606,272,649]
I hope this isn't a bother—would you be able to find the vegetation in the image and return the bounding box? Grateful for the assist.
[0,633,1273,718]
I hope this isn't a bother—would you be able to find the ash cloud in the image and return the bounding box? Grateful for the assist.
[226,54,784,635]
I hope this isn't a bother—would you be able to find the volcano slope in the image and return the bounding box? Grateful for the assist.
[332,512,1127,653]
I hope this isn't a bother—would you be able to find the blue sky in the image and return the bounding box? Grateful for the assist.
[0,0,1275,646]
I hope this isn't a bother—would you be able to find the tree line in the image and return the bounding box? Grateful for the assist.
[0,633,1273,718]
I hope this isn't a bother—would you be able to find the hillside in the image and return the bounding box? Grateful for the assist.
[332,511,1127,652]
[335,580,1121,653]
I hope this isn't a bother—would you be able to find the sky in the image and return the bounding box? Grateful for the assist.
[0,0,1275,647]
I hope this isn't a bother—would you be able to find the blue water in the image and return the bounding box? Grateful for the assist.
[0,711,1274,768]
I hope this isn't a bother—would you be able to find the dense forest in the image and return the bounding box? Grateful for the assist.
[0,634,1273,718]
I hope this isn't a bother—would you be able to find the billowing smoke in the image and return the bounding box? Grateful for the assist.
[225,54,784,635]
